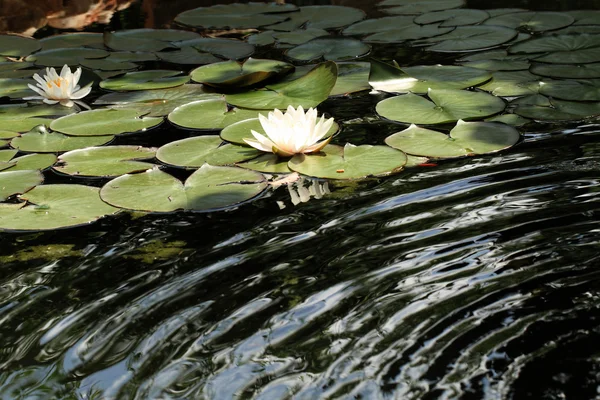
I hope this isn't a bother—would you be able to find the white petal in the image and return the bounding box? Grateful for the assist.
[74,100,91,110]
[73,67,82,86]
[22,96,44,101]
[43,99,59,104]
[32,74,46,86]
[60,99,74,107]
[244,138,272,153]
[60,64,69,78]
[250,129,277,150]
[27,84,48,97]
[71,84,92,99]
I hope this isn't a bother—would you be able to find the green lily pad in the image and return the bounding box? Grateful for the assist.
[513,94,600,121]
[40,33,104,50]
[478,70,545,96]
[168,99,260,130]
[0,35,41,57]
[25,48,109,67]
[106,51,157,62]
[369,59,491,94]
[486,114,530,126]
[379,0,466,15]
[99,70,189,91]
[0,61,35,76]
[0,150,57,171]
[175,3,298,29]
[272,29,330,46]
[157,136,261,168]
[10,125,114,153]
[285,38,371,62]
[220,117,339,146]
[0,184,120,231]
[538,79,600,101]
[457,50,530,71]
[237,153,292,174]
[484,11,575,33]
[0,130,19,147]
[0,170,44,201]
[0,104,75,132]
[93,84,221,117]
[176,38,255,60]
[80,58,138,72]
[100,165,267,212]
[226,61,338,110]
[342,16,415,36]
[385,121,520,158]
[156,47,222,65]
[50,109,162,137]
[265,6,365,31]
[420,25,518,52]
[376,89,506,125]
[364,24,454,43]
[509,34,600,64]
[190,58,293,88]
[330,62,371,96]
[247,31,277,47]
[288,143,407,179]
[486,8,528,17]
[104,32,176,53]
[0,78,35,99]
[111,28,200,42]
[54,146,157,177]
[414,9,490,26]
[530,62,600,79]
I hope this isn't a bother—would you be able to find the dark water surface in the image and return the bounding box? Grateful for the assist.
[2,1,600,399]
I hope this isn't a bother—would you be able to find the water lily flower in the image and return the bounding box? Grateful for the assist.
[24,64,92,109]
[244,105,334,157]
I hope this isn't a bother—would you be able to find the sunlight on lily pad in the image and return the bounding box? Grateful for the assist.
[0,35,41,57]
[538,80,600,101]
[530,62,600,79]
[0,169,43,201]
[175,3,297,29]
[478,70,545,96]
[54,146,157,177]
[10,125,114,153]
[99,70,189,91]
[50,109,162,136]
[285,38,371,62]
[483,11,575,32]
[420,25,517,52]
[265,6,365,31]
[509,34,600,64]
[168,99,260,130]
[237,153,292,174]
[190,58,293,88]
[513,94,600,121]
[0,150,57,171]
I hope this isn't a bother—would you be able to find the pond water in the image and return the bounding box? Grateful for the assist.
[1,0,600,399]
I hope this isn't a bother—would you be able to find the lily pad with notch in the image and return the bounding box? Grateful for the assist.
[168,99,260,130]
[100,165,267,212]
[10,125,114,153]
[156,47,221,65]
[376,88,506,125]
[414,9,490,27]
[378,0,466,15]
[0,169,44,201]
[175,37,255,60]
[54,146,157,177]
[265,6,365,32]
[0,104,75,132]
[330,62,371,96]
[384,121,520,158]
[25,48,109,67]
[457,50,530,71]
[538,79,600,101]
[342,16,416,36]
[237,154,292,174]
[483,11,575,33]
[190,58,293,88]
[364,24,454,43]
[40,33,104,50]
[285,38,371,62]
[509,34,600,64]
[417,25,518,52]
[104,31,176,53]
[99,70,189,91]
[50,109,162,136]
[530,62,600,79]
[478,70,546,96]
[0,149,57,171]
[0,35,41,57]
[513,94,600,121]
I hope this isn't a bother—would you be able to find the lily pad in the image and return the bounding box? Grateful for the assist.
[509,34,600,64]
[272,29,330,46]
[54,146,157,177]
[0,185,120,231]
[478,70,545,96]
[376,89,506,125]
[157,136,261,168]
[40,33,104,50]
[330,62,371,96]
[220,117,339,146]
[104,32,175,53]
[484,11,575,33]
[385,121,520,158]
[226,61,338,110]
[99,70,189,91]
[364,24,455,43]
[265,6,365,31]
[0,35,41,57]
[567,10,600,26]
[176,38,255,60]
[457,49,530,71]
[0,78,35,99]
[175,3,298,29]
[0,130,19,147]
[530,62,600,79]
[379,0,466,15]
[420,25,518,52]
[110,28,200,42]
[93,85,221,117]
[168,99,260,130]
[369,59,491,94]
[0,150,57,171]
[486,114,530,126]
[0,104,75,132]
[237,154,292,174]
[513,94,600,121]
[538,79,600,101]
[190,58,293,88]
[288,143,407,179]
[285,38,371,62]
[342,16,416,36]
[100,165,267,212]
[10,125,114,153]
[414,9,490,27]
[50,109,162,137]
[156,47,221,65]
[0,170,43,201]
[25,48,109,67]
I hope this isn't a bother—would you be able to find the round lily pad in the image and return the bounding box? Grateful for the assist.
[0,130,19,147]
[385,121,520,158]
[486,114,530,127]
[483,11,575,33]
[272,29,330,46]
[40,33,104,50]
[0,170,43,201]
[284,38,371,62]
[54,146,157,177]
[376,89,506,124]
[369,59,492,94]
[0,35,41,57]
[530,62,600,79]
[0,61,35,79]
[288,143,407,179]
[265,6,365,32]
[379,0,466,15]
[509,34,600,64]
[414,9,490,27]
[156,136,261,168]
[220,117,339,146]
[168,99,260,130]
[567,10,600,26]
[237,154,292,174]
[175,3,298,29]
[104,32,175,53]
[80,58,138,72]
[156,47,222,65]
[513,94,600,121]
[25,48,109,67]
[176,38,255,60]
[0,104,75,132]
[0,150,57,171]
[93,84,221,117]
[0,184,120,231]
[50,109,162,137]
[458,51,530,71]
[100,165,267,212]
[364,24,454,43]
[10,125,114,153]
[0,78,34,99]
[538,80,600,101]
[226,61,338,110]
[478,70,545,96]
[112,28,200,42]
[421,25,517,52]
[99,70,189,91]
[190,58,293,88]
[342,16,415,36]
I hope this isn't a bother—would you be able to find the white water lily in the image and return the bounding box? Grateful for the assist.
[244,105,335,157]
[24,65,92,109]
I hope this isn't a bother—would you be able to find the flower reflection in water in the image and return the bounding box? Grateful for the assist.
[287,176,331,206]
